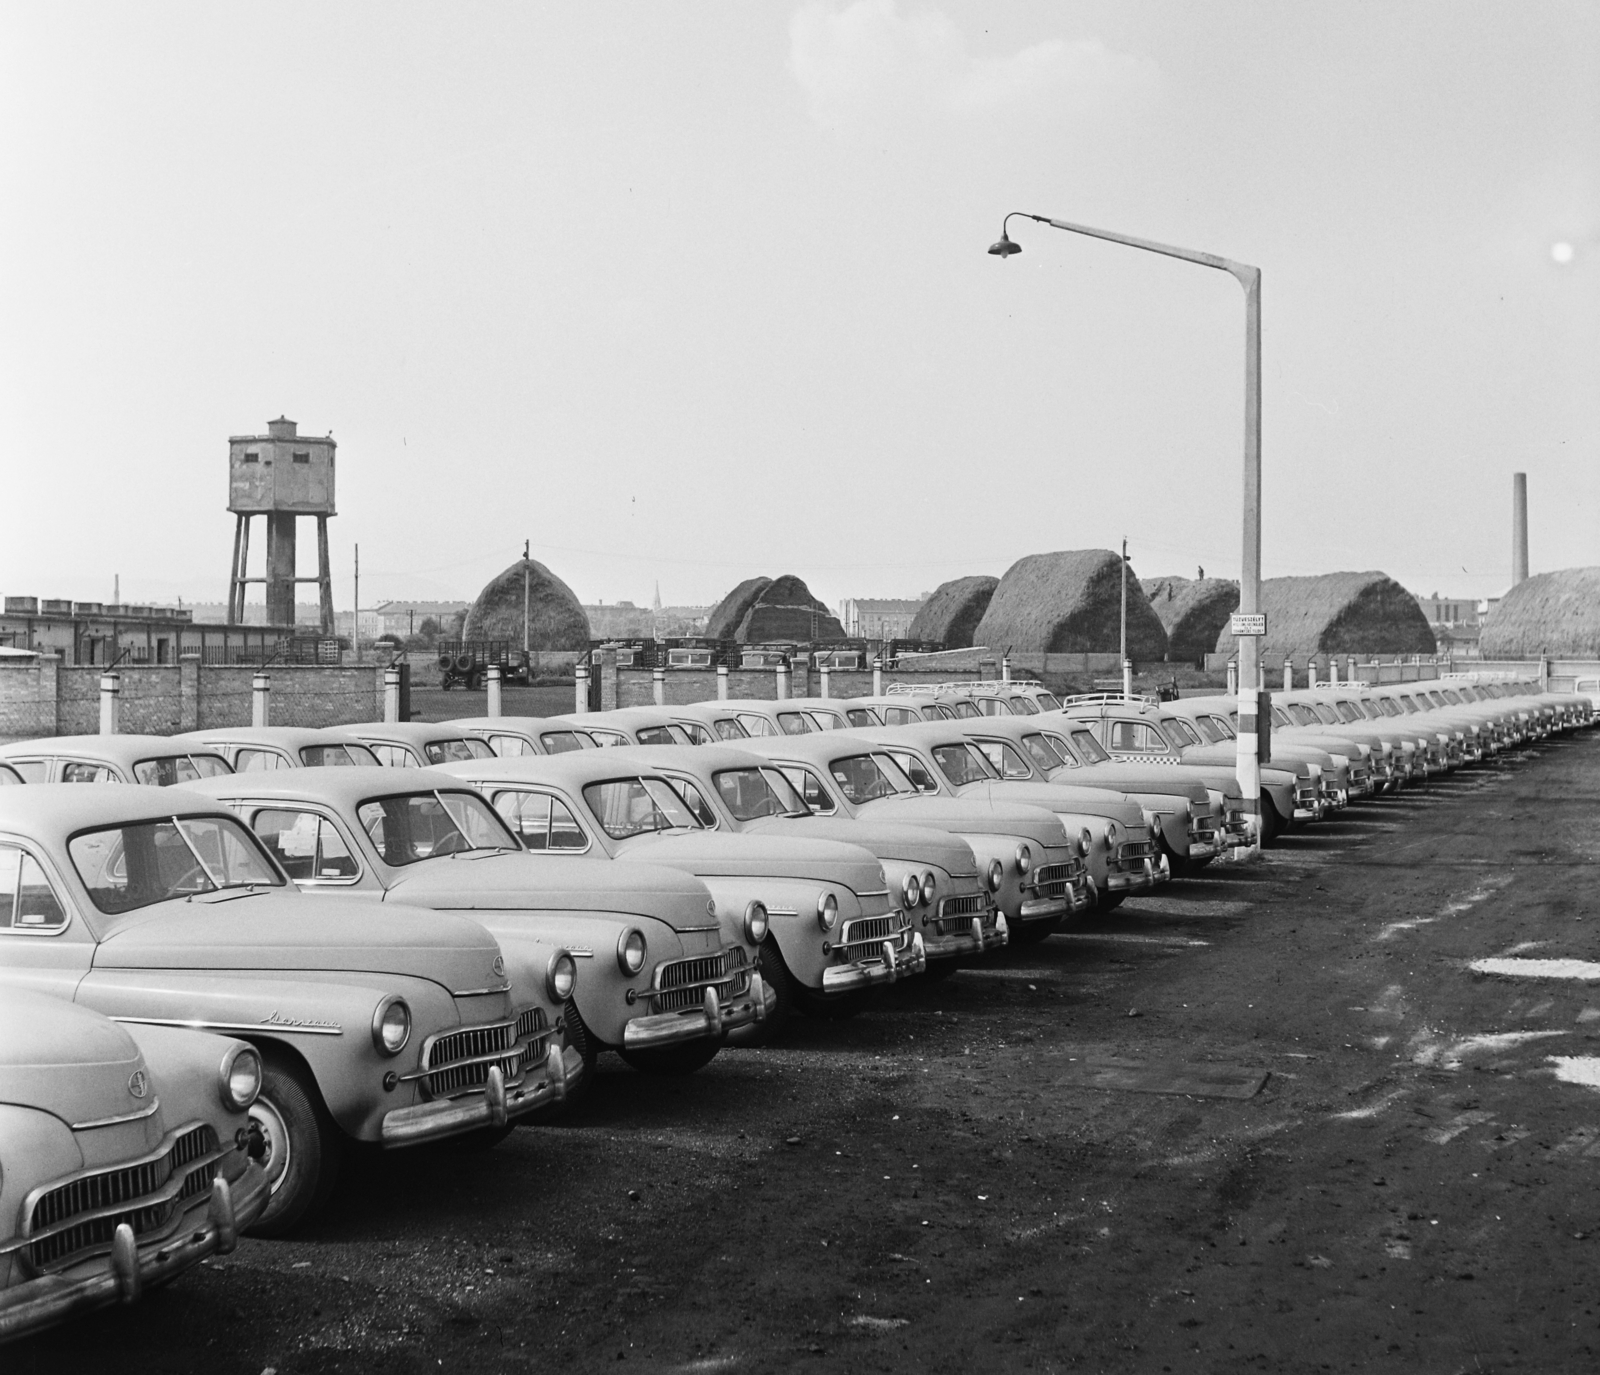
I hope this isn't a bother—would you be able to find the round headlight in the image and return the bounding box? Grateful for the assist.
[744,900,770,944]
[220,1045,262,1111]
[1150,813,1163,838]
[1078,827,1092,856]
[617,927,648,976]
[547,950,577,1002]
[921,871,936,906]
[817,892,839,931]
[372,996,411,1057]
[1105,821,1120,848]
[901,872,921,909]
[1015,843,1033,876]
[986,858,1004,893]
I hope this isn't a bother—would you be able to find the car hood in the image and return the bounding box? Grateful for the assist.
[93,891,505,993]
[857,796,1066,847]
[742,817,976,876]
[957,781,1146,826]
[617,831,885,894]
[1048,764,1217,804]
[0,990,148,1131]
[381,851,719,933]
[1179,745,1315,775]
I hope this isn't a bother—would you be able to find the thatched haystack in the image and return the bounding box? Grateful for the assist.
[908,575,998,649]
[705,577,771,641]
[463,558,590,649]
[973,550,1169,658]
[706,574,846,642]
[1212,571,1436,664]
[1480,567,1600,658]
[1144,575,1240,663]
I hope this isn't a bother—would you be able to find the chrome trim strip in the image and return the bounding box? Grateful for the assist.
[450,983,512,996]
[71,1101,162,1131]
[110,1016,343,1037]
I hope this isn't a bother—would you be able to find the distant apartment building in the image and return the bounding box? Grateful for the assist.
[585,602,711,640]
[837,596,926,641]
[1414,591,1483,657]
[374,600,469,637]
[334,609,385,641]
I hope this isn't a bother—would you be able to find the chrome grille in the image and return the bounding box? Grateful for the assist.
[934,892,990,935]
[26,1125,219,1272]
[1114,839,1157,869]
[649,946,752,1014]
[838,912,909,961]
[1031,862,1079,899]
[419,1016,531,1099]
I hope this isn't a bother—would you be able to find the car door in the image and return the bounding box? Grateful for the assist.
[0,837,94,996]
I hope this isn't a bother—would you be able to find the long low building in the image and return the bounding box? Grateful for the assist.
[0,596,302,666]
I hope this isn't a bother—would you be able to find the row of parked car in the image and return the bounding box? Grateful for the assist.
[0,674,1588,1341]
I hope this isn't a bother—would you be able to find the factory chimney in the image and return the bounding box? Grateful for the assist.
[1512,472,1529,586]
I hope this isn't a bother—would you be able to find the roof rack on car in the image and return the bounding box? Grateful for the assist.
[884,678,1042,697]
[1057,692,1160,708]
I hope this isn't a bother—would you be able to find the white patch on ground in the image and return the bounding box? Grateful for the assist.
[1486,1127,1530,1151]
[1551,1124,1600,1153]
[956,968,1070,981]
[1423,1109,1495,1145]
[1384,1239,1413,1260]
[1368,985,1408,1022]
[1052,932,1210,948]
[1376,875,1511,941]
[1332,1088,1408,1120]
[1505,941,1550,955]
[850,1316,910,1332]
[1549,1057,1600,1092]
[1410,1030,1566,1070]
[1578,1007,1600,1024]
[1471,958,1600,982]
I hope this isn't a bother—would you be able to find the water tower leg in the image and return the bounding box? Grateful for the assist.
[228,515,246,624]
[266,512,297,627]
[316,515,334,636]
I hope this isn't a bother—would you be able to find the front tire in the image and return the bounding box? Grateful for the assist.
[245,1052,343,1238]
[618,1039,721,1075]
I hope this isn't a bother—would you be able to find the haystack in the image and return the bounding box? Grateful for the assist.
[462,558,590,649]
[908,575,998,649]
[1211,571,1436,664]
[1144,575,1240,663]
[973,550,1168,658]
[706,574,846,642]
[1480,567,1600,658]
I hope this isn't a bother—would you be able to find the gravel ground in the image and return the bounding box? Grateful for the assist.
[12,730,1600,1373]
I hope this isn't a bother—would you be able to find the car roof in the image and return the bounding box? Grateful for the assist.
[445,716,573,734]
[0,782,237,846]
[179,765,480,807]
[324,721,482,745]
[179,726,366,748]
[727,731,904,766]
[0,734,230,765]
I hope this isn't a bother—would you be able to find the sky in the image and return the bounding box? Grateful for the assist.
[2,1,1596,614]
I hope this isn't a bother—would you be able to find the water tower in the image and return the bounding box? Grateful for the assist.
[226,417,336,632]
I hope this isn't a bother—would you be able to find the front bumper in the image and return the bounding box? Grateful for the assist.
[1106,851,1171,893]
[0,1166,269,1343]
[383,1042,578,1145]
[820,932,927,992]
[922,907,1010,959]
[621,971,776,1051]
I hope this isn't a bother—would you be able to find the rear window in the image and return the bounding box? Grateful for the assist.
[537,731,594,754]
[63,762,119,784]
[423,738,493,764]
[883,750,938,793]
[635,725,690,746]
[132,754,233,786]
[778,766,835,814]
[299,743,379,767]
[236,748,289,772]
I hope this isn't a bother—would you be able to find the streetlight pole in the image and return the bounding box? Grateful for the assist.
[1120,536,1131,699]
[989,212,1262,836]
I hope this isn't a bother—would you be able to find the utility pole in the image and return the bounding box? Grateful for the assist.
[1121,537,1132,698]
[353,544,361,663]
[523,539,531,656]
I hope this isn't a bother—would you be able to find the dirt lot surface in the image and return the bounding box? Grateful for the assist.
[14,732,1600,1374]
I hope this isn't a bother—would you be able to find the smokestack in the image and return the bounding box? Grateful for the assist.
[1512,472,1529,585]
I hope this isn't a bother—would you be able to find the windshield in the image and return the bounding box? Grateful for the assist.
[1312,704,1342,725]
[931,743,997,787]
[1191,715,1227,743]
[1332,702,1360,723]
[1357,702,1382,719]
[1161,718,1204,748]
[973,739,1034,779]
[133,754,233,786]
[1070,729,1111,763]
[829,752,914,804]
[70,815,284,914]
[1021,733,1066,771]
[1010,697,1040,715]
[423,738,494,764]
[714,768,810,821]
[582,777,701,839]
[1037,692,1062,711]
[357,790,520,865]
[299,743,379,767]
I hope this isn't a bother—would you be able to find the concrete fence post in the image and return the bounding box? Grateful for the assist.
[1226,659,1238,695]
[98,672,121,735]
[1283,658,1294,692]
[574,663,590,714]
[251,672,270,728]
[1330,657,1340,686]
[383,667,401,723]
[1001,655,1011,684]
[819,665,830,699]
[1347,655,1357,682]
[652,666,666,706]
[775,661,790,700]
[716,663,729,700]
[486,664,503,718]
[872,658,883,697]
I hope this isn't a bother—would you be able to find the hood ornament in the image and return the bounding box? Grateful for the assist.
[128,1070,148,1099]
[491,955,506,977]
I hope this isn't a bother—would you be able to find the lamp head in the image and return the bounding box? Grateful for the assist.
[987,232,1022,258]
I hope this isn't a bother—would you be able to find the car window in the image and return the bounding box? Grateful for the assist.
[1036,693,1062,711]
[807,711,847,731]
[1312,705,1342,725]
[883,749,938,792]
[734,713,776,737]
[309,742,379,767]
[845,708,880,727]
[949,703,978,719]
[250,808,360,880]
[0,763,23,785]
[1188,716,1225,744]
[0,846,68,930]
[235,748,288,772]
[369,743,420,767]
[489,734,535,756]
[709,717,748,740]
[62,762,119,783]
[713,768,807,821]
[884,707,920,725]
[1107,720,1168,753]
[677,722,715,745]
[919,706,945,721]
[829,753,909,804]
[357,791,520,865]
[778,766,835,815]
[931,744,995,787]
[7,760,47,783]
[974,739,1033,779]
[1205,715,1237,740]
[1069,729,1111,763]
[1379,699,1401,717]
[69,816,283,914]
[1010,697,1040,715]
[424,738,493,764]
[133,754,232,786]
[1021,733,1065,771]
[587,729,629,747]
[539,731,591,753]
[776,712,813,736]
[582,777,700,839]
[665,778,720,827]
[1161,718,1204,748]
[490,791,591,851]
[1333,703,1362,723]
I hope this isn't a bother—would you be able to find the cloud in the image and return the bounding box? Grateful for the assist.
[789,0,1158,131]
